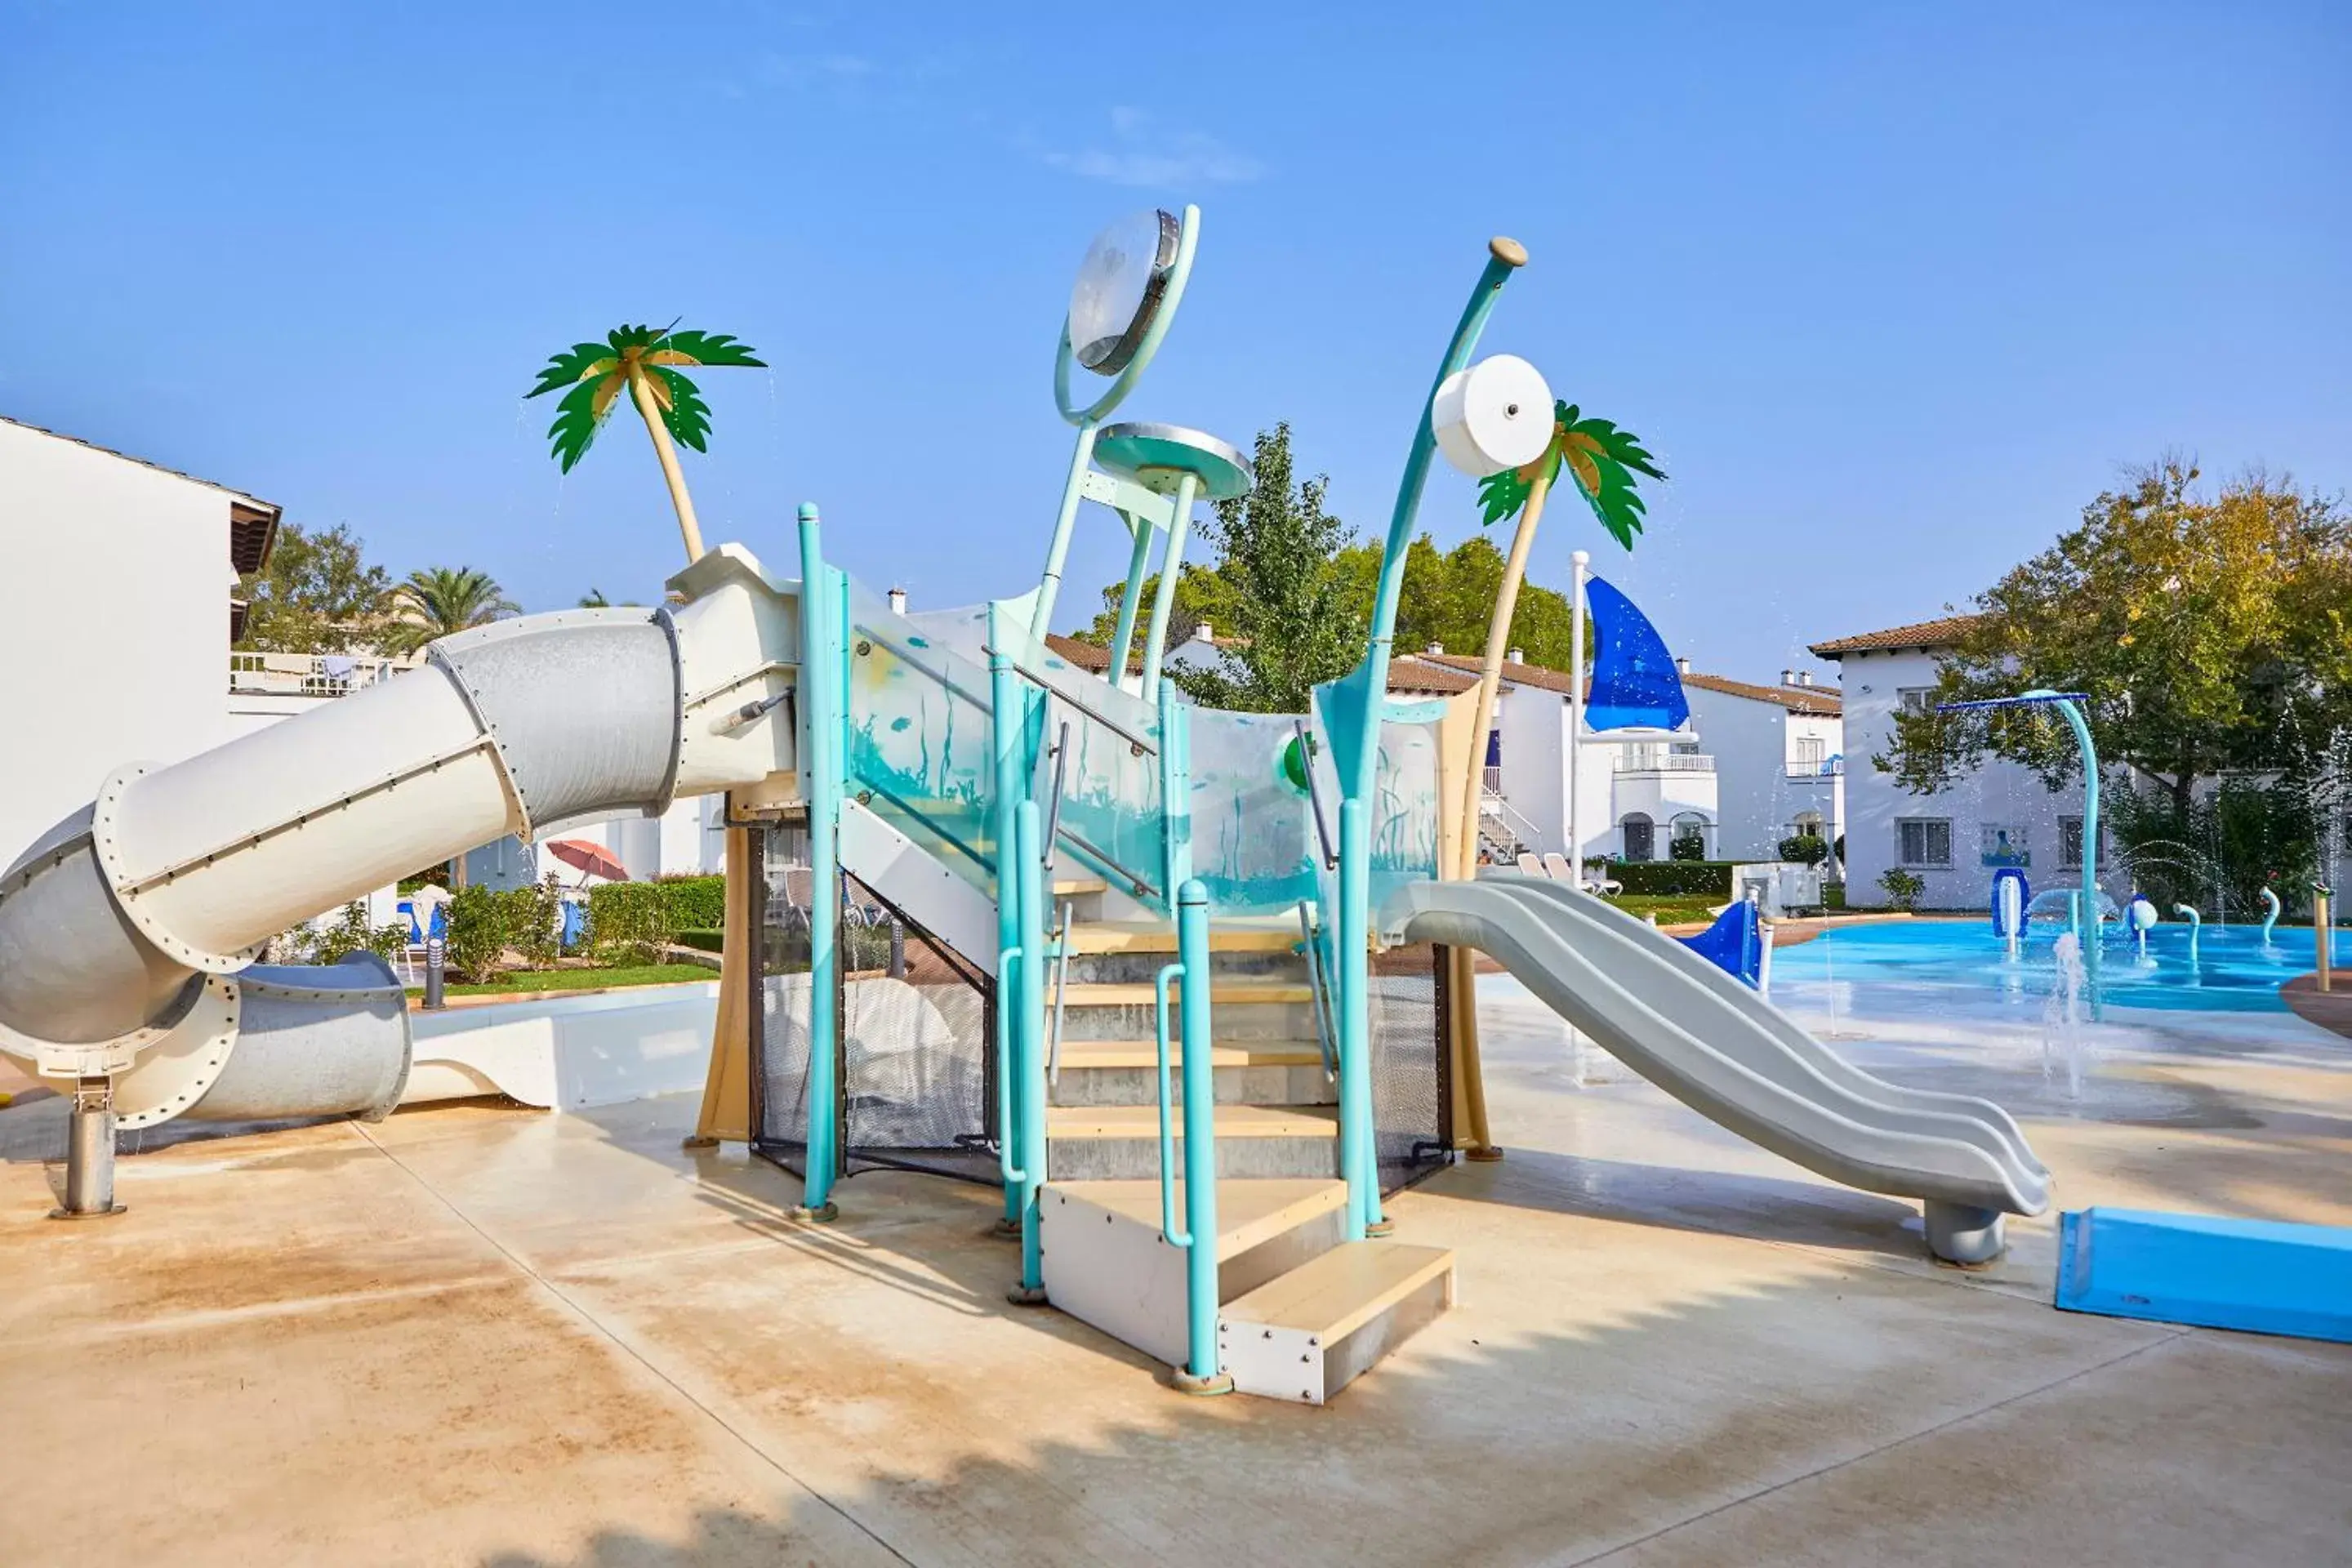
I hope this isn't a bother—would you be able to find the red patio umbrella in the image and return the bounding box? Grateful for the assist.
[544,838,629,884]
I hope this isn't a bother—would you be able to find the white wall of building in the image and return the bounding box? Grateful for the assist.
[1684,688,1846,863]
[1490,683,1718,865]
[1834,645,2121,911]
[0,421,244,862]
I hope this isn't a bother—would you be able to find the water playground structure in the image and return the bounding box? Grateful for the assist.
[0,209,2053,1401]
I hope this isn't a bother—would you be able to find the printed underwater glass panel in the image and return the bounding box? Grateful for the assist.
[844,588,998,890]
[1369,712,1443,911]
[1184,706,1321,914]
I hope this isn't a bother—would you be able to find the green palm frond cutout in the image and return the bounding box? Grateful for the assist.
[523,323,764,472]
[1472,399,1666,550]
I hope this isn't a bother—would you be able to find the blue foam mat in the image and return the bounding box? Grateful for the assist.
[2054,1207,2352,1344]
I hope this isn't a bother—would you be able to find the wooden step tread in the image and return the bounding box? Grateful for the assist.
[1045,1178,1345,1260]
[1045,1103,1338,1140]
[1053,875,1108,897]
[1053,1040,1324,1071]
[1058,979,1314,1006]
[1221,1241,1454,1343]
[1066,921,1302,956]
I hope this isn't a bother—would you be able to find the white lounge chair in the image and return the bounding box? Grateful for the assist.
[1542,852,1576,882]
[1517,852,1547,877]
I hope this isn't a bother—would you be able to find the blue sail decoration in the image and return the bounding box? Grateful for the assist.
[1584,576,1689,732]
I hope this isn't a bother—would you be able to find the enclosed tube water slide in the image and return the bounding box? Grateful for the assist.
[0,545,801,1205]
[1379,876,2050,1263]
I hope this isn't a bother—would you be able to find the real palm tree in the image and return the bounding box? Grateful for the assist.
[381,566,520,657]
[524,323,766,562]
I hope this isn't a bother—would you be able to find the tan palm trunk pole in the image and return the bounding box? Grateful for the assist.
[1450,463,1555,1162]
[625,365,746,1150]
[627,366,708,562]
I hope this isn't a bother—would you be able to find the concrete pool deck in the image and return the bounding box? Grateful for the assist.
[4,980,2350,1566]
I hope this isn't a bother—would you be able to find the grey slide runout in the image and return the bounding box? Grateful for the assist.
[1379,877,2048,1263]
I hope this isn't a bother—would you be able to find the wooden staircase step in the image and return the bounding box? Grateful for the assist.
[1045,1178,1345,1262]
[1065,921,1301,956]
[1218,1240,1457,1405]
[1058,979,1314,1006]
[1052,875,1108,898]
[1052,1040,1323,1071]
[1045,1103,1337,1140]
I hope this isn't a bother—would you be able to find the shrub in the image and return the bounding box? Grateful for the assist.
[1778,834,1830,866]
[655,873,728,930]
[675,926,725,955]
[587,882,675,967]
[496,876,564,969]
[275,900,408,967]
[441,884,511,982]
[1608,860,1736,898]
[1824,880,1847,911]
[1668,833,1707,862]
[1878,868,1925,912]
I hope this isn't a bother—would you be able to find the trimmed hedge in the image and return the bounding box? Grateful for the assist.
[1607,859,1737,897]
[655,874,727,930]
[676,927,725,954]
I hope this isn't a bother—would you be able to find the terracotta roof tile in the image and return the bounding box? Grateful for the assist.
[1411,650,1583,697]
[1808,614,1984,657]
[1678,670,1842,716]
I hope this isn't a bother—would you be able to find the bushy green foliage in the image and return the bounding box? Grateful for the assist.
[1778,835,1830,866]
[1881,462,2352,808]
[1878,868,1926,911]
[275,900,408,966]
[586,883,676,967]
[443,884,510,982]
[1608,860,1735,897]
[496,876,564,969]
[2109,774,2329,918]
[236,521,391,654]
[1668,831,1708,862]
[654,874,728,930]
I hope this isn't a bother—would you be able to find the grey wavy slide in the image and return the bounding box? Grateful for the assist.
[1380,875,2051,1263]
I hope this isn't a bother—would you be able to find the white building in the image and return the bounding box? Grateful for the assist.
[1389,650,1722,866]
[1811,615,2123,911]
[1678,666,1845,864]
[2,416,283,862]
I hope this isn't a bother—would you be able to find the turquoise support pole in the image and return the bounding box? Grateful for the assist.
[2039,692,2103,1014]
[1012,800,1050,1301]
[1107,511,1155,692]
[1173,879,1230,1393]
[1157,679,1192,909]
[1139,470,1201,702]
[1333,241,1526,1237]
[795,504,841,1220]
[987,603,1025,1230]
[1030,420,1100,638]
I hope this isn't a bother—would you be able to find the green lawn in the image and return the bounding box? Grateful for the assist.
[405,963,714,999]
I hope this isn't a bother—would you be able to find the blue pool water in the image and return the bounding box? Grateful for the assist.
[1771,920,2348,1013]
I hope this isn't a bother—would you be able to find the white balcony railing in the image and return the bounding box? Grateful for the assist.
[1615,752,1715,774]
[229,652,403,698]
[1784,759,1845,778]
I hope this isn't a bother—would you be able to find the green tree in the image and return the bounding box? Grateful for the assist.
[1332,534,1579,669]
[235,521,390,653]
[526,323,765,563]
[382,566,519,656]
[1179,423,1367,712]
[1881,461,2352,813]
[1071,562,1237,676]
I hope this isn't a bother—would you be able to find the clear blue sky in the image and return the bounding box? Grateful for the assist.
[5,2,2345,680]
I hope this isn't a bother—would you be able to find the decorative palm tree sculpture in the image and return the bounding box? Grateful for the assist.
[383,565,520,657]
[1456,403,1664,880]
[524,323,766,561]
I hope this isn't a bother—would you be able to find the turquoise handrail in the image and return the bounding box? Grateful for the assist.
[1152,956,1190,1249]
[797,504,842,1219]
[995,944,1027,1185]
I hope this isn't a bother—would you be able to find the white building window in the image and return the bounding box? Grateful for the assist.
[2058,817,2109,869]
[1620,812,1655,862]
[1793,735,1826,768]
[1897,688,1936,716]
[1897,817,1952,866]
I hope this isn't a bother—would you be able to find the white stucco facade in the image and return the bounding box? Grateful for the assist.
[1820,636,2123,912]
[0,417,265,862]
[1681,675,1845,864]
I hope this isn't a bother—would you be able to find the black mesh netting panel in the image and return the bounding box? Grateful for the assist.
[1368,941,1453,1193]
[753,826,996,1185]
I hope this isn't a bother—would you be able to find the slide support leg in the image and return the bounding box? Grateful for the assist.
[1925,1201,2005,1266]
[51,1076,125,1220]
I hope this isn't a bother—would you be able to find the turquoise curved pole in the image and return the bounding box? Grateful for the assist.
[2034,690,2102,1014]
[1031,206,1201,638]
[795,503,841,1219]
[1107,512,1154,690]
[1329,238,1527,1237]
[1138,471,1200,701]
